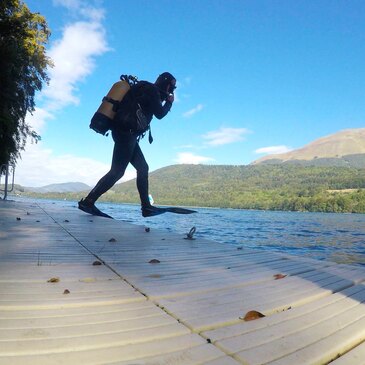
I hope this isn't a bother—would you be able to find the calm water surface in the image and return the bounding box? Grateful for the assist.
[23,198,365,267]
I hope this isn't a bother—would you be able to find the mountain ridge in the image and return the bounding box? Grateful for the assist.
[252,128,365,165]
[22,182,91,193]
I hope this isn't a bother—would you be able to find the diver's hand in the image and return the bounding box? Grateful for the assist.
[167,94,174,103]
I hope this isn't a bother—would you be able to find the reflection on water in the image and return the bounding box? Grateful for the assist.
[28,198,365,267]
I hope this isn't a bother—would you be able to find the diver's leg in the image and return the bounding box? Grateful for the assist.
[87,133,137,202]
[129,143,150,208]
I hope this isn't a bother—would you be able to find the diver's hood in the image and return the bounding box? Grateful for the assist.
[155,72,176,98]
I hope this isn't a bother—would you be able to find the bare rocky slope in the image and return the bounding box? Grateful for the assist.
[252,128,365,166]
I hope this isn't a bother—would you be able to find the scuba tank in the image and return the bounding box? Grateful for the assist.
[96,75,138,120]
[90,75,138,136]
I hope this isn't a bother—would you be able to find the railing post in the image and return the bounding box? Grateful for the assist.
[4,164,9,200]
[0,164,15,200]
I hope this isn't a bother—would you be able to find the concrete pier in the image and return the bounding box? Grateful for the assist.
[1,199,365,364]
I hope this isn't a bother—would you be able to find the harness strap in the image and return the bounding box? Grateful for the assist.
[102,96,119,112]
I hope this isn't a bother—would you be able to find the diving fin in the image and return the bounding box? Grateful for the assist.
[164,207,197,214]
[78,199,114,219]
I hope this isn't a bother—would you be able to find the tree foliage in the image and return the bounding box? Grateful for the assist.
[0,0,52,168]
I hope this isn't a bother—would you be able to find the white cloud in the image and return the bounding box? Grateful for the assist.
[16,2,112,187]
[53,0,105,22]
[183,104,204,118]
[15,142,136,187]
[26,107,55,132]
[175,152,214,164]
[44,20,109,110]
[203,127,251,146]
[255,145,293,155]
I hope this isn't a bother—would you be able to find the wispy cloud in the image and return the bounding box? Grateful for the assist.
[43,7,109,111]
[18,1,111,187]
[255,145,293,155]
[203,127,251,146]
[175,152,214,164]
[183,104,204,118]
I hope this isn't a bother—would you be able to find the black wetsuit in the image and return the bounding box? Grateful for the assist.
[86,81,172,207]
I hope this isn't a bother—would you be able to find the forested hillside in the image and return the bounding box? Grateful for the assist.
[111,164,365,212]
[19,164,365,213]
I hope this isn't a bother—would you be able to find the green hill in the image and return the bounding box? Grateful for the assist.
[110,164,365,212]
[16,164,365,213]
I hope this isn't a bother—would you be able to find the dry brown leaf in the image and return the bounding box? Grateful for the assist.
[47,277,60,283]
[149,259,161,264]
[240,310,265,321]
[274,273,287,280]
[148,274,162,278]
[63,289,70,294]
[92,260,102,266]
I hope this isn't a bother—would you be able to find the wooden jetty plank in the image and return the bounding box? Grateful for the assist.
[203,284,365,342]
[0,333,207,365]
[127,263,321,299]
[0,322,190,354]
[114,343,241,365]
[157,270,349,312]
[170,279,354,332]
[214,285,365,354]
[0,314,180,341]
[331,340,365,365]
[234,302,365,364]
[0,304,164,328]
[267,314,365,365]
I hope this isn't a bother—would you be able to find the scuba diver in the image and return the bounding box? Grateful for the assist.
[78,72,176,218]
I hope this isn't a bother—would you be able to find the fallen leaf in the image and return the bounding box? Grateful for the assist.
[149,259,160,264]
[108,238,117,242]
[92,260,102,266]
[47,277,60,283]
[79,277,96,283]
[63,289,70,294]
[240,310,265,321]
[148,274,162,278]
[274,274,287,280]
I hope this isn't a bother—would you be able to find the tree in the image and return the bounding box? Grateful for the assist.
[0,0,52,169]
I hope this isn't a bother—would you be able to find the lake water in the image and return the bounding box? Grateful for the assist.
[16,197,365,267]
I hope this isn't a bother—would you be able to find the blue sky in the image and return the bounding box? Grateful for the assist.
[16,0,365,187]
